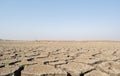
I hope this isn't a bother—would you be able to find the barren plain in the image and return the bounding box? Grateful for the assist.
[0,40,120,76]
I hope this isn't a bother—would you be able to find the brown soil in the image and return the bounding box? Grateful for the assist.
[0,41,120,76]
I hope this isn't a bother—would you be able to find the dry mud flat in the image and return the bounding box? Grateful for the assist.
[0,41,120,76]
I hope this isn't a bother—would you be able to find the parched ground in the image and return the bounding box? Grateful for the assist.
[0,40,120,76]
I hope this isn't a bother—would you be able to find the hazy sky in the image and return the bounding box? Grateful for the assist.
[0,0,120,40]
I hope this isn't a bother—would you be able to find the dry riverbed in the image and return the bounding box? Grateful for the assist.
[0,40,120,76]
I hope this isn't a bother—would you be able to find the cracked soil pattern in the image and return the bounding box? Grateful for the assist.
[0,41,120,76]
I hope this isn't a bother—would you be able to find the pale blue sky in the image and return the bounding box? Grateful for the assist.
[0,0,120,40]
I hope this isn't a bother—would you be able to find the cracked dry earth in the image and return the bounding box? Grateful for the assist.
[0,41,120,76]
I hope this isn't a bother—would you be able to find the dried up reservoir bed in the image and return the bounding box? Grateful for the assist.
[0,40,120,76]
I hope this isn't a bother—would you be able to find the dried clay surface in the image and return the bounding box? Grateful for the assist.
[0,40,120,76]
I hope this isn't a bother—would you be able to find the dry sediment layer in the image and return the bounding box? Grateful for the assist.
[0,41,120,76]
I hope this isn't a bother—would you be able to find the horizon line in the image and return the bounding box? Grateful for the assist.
[0,39,120,42]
